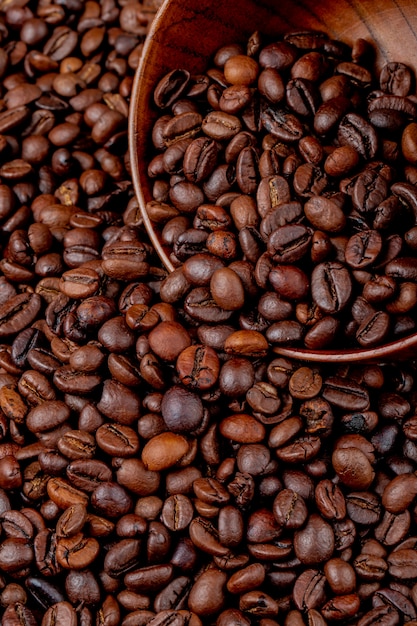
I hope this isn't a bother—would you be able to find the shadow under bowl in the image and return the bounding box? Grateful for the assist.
[129,0,417,363]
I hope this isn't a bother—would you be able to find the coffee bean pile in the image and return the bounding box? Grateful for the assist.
[2,3,417,626]
[148,30,417,350]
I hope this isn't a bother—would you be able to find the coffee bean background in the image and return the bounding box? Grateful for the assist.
[2,2,417,625]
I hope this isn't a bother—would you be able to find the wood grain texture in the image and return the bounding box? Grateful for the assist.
[128,0,417,362]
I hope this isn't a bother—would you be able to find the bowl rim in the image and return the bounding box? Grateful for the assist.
[129,0,176,273]
[273,331,417,363]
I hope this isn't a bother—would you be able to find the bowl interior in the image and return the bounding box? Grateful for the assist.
[129,0,417,270]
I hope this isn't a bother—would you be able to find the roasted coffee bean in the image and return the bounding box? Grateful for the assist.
[353,552,388,581]
[42,601,78,626]
[315,479,346,520]
[59,268,100,299]
[142,433,190,472]
[0,293,42,338]
[96,423,140,458]
[269,266,309,301]
[324,558,356,594]
[103,538,142,578]
[292,569,327,611]
[267,224,312,264]
[379,62,413,96]
[57,430,96,460]
[311,262,352,314]
[154,576,192,612]
[381,473,417,513]
[154,69,191,109]
[160,495,194,532]
[55,503,87,539]
[332,446,375,489]
[176,344,220,390]
[188,568,227,616]
[219,413,265,443]
[346,491,382,525]
[91,482,132,518]
[321,593,361,621]
[294,514,335,564]
[304,195,346,233]
[357,605,400,626]
[273,489,308,528]
[161,386,204,433]
[183,137,219,183]
[124,563,174,594]
[64,460,108,494]
[322,376,370,410]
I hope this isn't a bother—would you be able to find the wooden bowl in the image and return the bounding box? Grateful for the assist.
[129,0,417,363]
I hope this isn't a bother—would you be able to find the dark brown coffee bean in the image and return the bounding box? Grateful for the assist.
[124,564,174,593]
[304,195,346,233]
[163,112,202,146]
[91,482,132,518]
[103,538,142,578]
[142,433,190,472]
[181,570,223,617]
[154,69,191,109]
[261,105,304,142]
[57,430,96,460]
[374,587,416,621]
[96,379,140,425]
[59,267,100,299]
[382,473,417,513]
[269,265,309,301]
[53,366,101,395]
[182,136,218,183]
[332,447,375,489]
[357,605,400,626]
[41,602,78,626]
[275,435,321,464]
[346,491,382,525]
[324,558,356,594]
[322,376,370,410]
[352,164,391,214]
[321,594,361,621]
[315,479,346,521]
[96,423,140,458]
[207,267,244,311]
[267,224,312,264]
[160,495,194,532]
[161,385,204,433]
[246,382,282,416]
[273,489,308,528]
[188,516,228,557]
[153,576,192,612]
[294,514,334,564]
[0,293,42,338]
[175,344,220,391]
[338,113,378,159]
[311,262,352,314]
[375,510,410,546]
[345,230,382,269]
[293,569,327,611]
[202,111,242,141]
[102,240,149,280]
[219,413,265,443]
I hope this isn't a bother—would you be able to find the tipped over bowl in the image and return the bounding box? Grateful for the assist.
[129,0,417,362]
